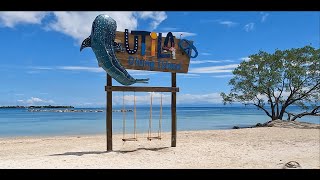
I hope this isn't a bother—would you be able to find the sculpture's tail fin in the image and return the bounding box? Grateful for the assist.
[135,78,149,83]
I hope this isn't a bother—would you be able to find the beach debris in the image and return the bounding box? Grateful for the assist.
[283,161,302,169]
[255,123,263,127]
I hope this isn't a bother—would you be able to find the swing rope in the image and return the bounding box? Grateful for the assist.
[147,92,162,141]
[122,91,126,140]
[122,91,138,142]
[134,91,137,139]
[148,92,153,140]
[158,93,162,138]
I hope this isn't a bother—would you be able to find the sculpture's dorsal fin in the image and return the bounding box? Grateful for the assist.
[80,36,91,51]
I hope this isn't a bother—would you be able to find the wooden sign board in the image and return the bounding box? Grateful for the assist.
[115,31,192,73]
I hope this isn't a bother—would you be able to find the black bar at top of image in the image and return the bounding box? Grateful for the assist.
[1,0,320,11]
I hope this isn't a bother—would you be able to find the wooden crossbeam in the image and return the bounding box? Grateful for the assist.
[105,86,179,92]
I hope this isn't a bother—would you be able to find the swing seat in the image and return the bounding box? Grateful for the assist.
[147,136,162,141]
[122,137,138,142]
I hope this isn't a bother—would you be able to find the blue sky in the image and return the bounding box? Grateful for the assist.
[0,11,319,107]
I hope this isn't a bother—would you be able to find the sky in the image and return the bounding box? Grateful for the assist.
[0,11,319,107]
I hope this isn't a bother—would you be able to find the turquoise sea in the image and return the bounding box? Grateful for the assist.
[0,106,319,137]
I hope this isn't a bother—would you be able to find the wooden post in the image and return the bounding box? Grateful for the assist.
[106,74,112,151]
[171,72,177,147]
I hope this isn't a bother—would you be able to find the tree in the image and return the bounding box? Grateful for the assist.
[220,45,320,121]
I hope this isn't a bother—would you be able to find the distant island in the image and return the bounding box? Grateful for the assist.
[28,109,133,113]
[0,105,74,109]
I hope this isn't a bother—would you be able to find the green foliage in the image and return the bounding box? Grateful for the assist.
[221,45,320,120]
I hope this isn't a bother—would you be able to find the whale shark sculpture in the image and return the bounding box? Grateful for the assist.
[80,14,149,86]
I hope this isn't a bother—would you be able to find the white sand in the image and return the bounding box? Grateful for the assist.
[0,127,319,169]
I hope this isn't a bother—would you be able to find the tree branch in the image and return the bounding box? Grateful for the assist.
[266,88,275,118]
[288,82,320,105]
[254,103,272,119]
[284,111,295,121]
[277,80,285,101]
[279,81,295,119]
[311,106,320,114]
[290,106,320,121]
[275,80,285,117]
[279,81,320,119]
[288,79,293,93]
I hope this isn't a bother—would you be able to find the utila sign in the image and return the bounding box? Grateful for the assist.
[80,14,198,85]
[114,30,198,73]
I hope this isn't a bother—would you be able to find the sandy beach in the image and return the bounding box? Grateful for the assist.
[0,127,319,169]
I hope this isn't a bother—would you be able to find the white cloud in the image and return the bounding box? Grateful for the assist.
[201,19,238,27]
[22,97,55,105]
[189,64,239,74]
[37,63,237,75]
[211,75,234,78]
[177,93,223,104]
[260,12,269,22]
[0,11,168,44]
[200,53,212,56]
[178,73,200,77]
[26,71,41,74]
[47,12,140,44]
[27,97,43,103]
[14,93,24,96]
[219,21,238,27]
[67,66,153,75]
[29,66,159,75]
[161,27,178,31]
[136,11,167,30]
[0,11,48,27]
[57,66,104,73]
[127,70,158,76]
[178,73,200,78]
[30,66,54,70]
[29,66,103,73]
[190,60,234,64]
[79,102,93,106]
[244,23,255,32]
[239,57,250,62]
[26,66,53,74]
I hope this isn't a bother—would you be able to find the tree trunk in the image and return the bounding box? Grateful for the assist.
[271,105,278,120]
[278,104,289,120]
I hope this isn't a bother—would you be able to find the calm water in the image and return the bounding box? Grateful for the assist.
[0,106,319,137]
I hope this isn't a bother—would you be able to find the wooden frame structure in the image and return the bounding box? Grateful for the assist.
[105,73,178,151]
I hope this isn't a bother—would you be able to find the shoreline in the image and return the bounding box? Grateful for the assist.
[1,127,319,169]
[0,128,235,140]
[1,119,318,139]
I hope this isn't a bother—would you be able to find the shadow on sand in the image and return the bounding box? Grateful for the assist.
[49,147,169,156]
